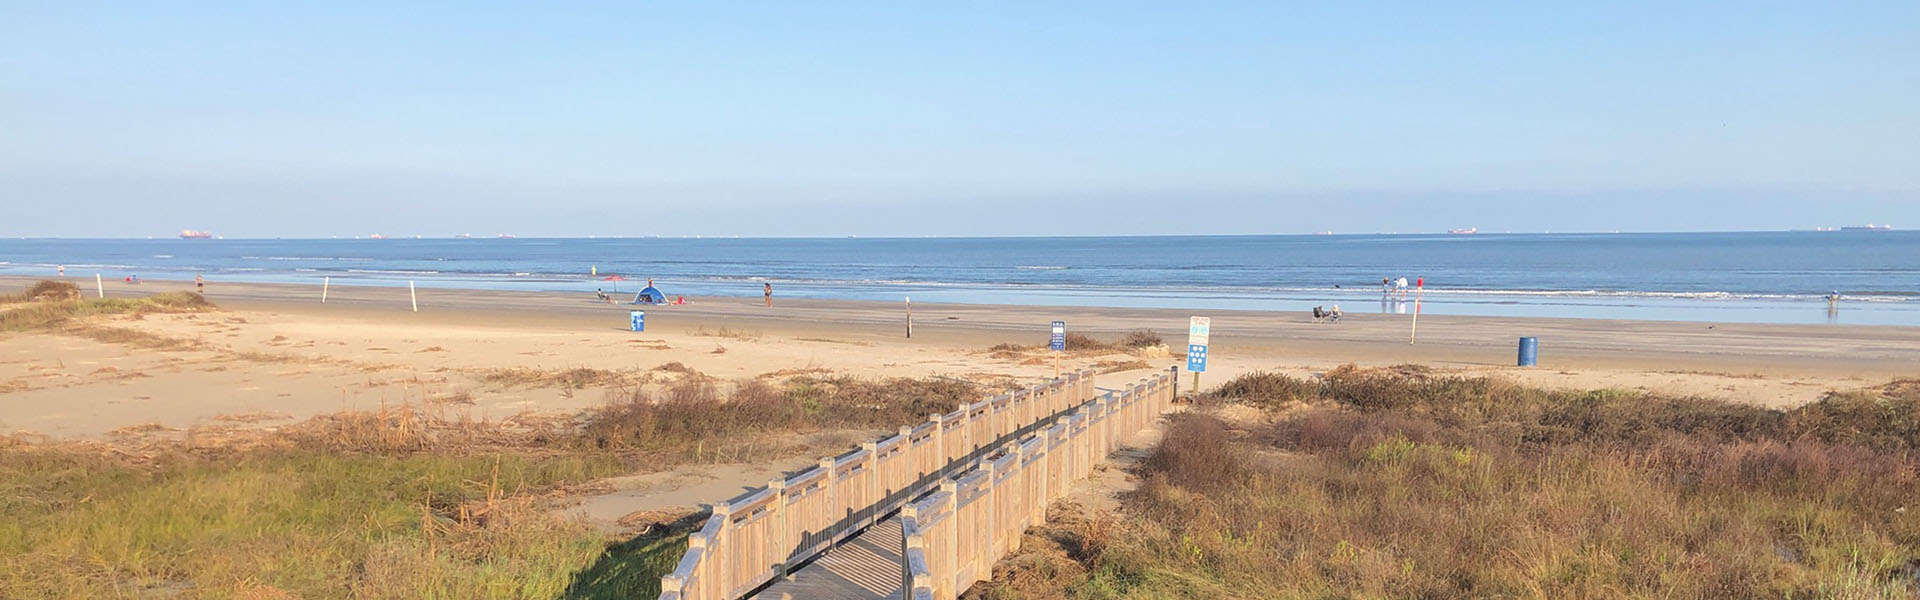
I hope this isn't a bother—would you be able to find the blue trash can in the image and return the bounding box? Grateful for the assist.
[629,310,645,332]
[1517,336,1538,366]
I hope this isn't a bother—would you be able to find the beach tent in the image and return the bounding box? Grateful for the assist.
[632,286,666,305]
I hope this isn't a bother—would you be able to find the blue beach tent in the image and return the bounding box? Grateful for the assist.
[632,286,666,305]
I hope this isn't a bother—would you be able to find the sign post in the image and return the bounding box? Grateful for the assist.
[1049,321,1066,377]
[1408,276,1424,344]
[1187,316,1210,391]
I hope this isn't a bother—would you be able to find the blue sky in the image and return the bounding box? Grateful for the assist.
[3,2,1916,237]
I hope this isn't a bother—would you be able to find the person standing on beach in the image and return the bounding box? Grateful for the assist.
[58,265,65,277]
[195,273,205,294]
[764,282,773,307]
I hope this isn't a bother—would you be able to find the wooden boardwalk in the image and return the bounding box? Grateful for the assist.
[751,517,905,600]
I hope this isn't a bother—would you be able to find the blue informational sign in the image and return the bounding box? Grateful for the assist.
[1187,344,1208,372]
[630,310,645,332]
[1049,321,1066,351]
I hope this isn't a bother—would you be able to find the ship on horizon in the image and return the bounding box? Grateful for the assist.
[1840,224,1893,231]
[179,229,213,239]
[1448,227,1478,235]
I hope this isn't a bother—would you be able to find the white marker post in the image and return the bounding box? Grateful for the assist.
[321,276,330,303]
[95,273,104,298]
[409,280,418,312]
[905,296,913,339]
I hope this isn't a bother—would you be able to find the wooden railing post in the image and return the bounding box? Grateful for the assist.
[712,503,732,598]
[939,479,958,596]
[820,457,837,536]
[902,504,921,596]
[766,479,786,579]
[862,441,879,527]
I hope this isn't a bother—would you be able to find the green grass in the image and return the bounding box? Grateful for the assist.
[0,449,634,599]
[971,369,1920,600]
[0,290,213,332]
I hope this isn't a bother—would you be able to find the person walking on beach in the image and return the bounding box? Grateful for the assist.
[57,265,65,277]
[764,282,773,307]
[195,273,205,294]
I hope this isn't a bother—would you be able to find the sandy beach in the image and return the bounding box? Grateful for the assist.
[4,274,1914,440]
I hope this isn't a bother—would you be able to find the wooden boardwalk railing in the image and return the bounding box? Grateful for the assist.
[661,367,1157,600]
[901,371,1174,600]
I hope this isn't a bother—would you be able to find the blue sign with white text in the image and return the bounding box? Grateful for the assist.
[1187,344,1208,372]
[1050,321,1066,351]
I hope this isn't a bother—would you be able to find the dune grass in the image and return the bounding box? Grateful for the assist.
[0,371,996,598]
[974,368,1920,599]
[0,289,213,332]
[0,280,81,303]
[0,449,628,599]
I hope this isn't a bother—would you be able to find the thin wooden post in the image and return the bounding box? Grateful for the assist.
[409,280,418,312]
[820,457,837,539]
[713,503,732,597]
[321,276,330,303]
[863,441,880,528]
[95,273,103,298]
[906,296,913,338]
[940,480,959,599]
[766,478,787,578]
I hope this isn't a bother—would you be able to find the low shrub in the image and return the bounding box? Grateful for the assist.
[1005,369,1920,598]
[1116,329,1162,349]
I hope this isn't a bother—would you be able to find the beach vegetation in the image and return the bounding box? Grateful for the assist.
[1115,329,1163,349]
[0,371,995,598]
[973,368,1920,599]
[0,290,213,332]
[0,279,81,302]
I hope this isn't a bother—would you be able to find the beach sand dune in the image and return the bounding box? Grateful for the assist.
[3,276,1914,441]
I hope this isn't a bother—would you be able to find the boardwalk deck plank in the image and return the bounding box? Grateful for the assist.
[751,517,904,600]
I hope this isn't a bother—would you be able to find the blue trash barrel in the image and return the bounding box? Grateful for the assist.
[630,310,645,332]
[1517,336,1538,366]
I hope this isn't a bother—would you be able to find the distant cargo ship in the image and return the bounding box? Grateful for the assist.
[1448,228,1478,235]
[1841,224,1893,231]
[179,229,213,239]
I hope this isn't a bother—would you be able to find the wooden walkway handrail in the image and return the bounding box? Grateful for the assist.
[900,368,1175,600]
[661,368,1116,600]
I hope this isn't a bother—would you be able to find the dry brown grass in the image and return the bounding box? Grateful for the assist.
[1092,359,1151,374]
[572,374,989,461]
[688,326,760,340]
[63,323,210,351]
[0,280,81,302]
[993,369,1920,599]
[479,366,643,389]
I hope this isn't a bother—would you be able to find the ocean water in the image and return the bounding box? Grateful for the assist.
[3,232,1916,325]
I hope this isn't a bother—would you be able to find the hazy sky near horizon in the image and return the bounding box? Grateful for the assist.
[4,2,1917,237]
